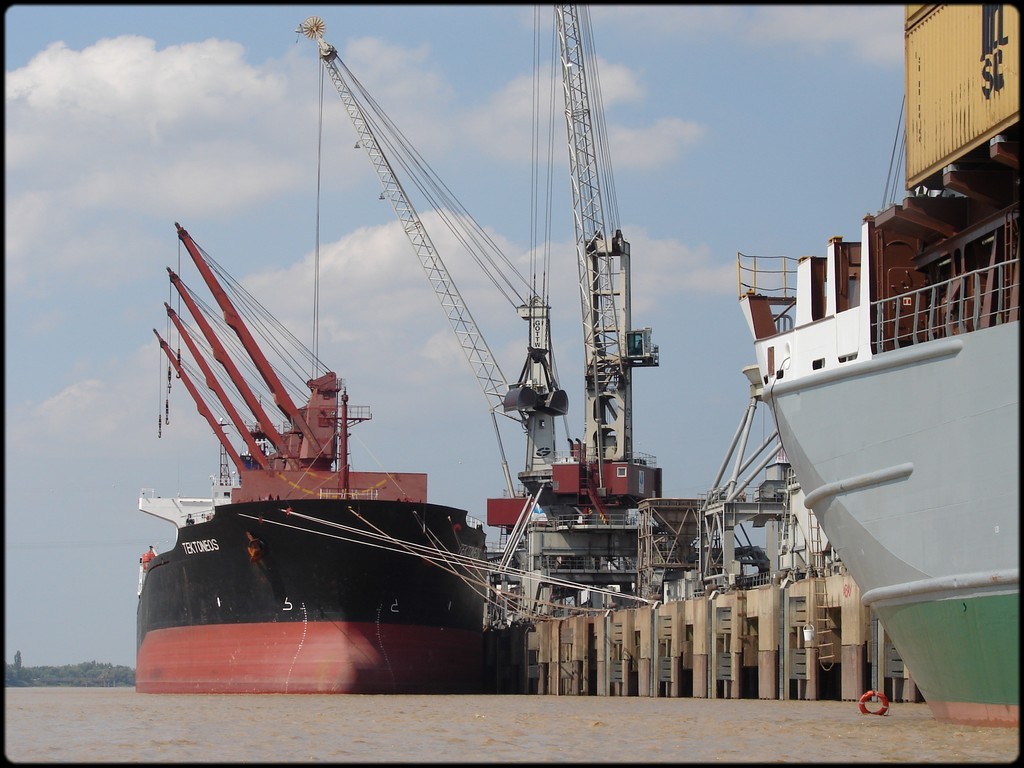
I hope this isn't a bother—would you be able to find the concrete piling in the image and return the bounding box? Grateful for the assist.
[483,576,924,703]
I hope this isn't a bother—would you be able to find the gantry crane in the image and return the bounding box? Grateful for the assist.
[552,4,661,515]
[490,6,667,617]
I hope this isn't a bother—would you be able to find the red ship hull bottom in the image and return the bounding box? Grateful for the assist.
[928,700,1019,728]
[137,621,482,694]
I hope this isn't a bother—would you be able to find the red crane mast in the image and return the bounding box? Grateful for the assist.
[161,222,424,503]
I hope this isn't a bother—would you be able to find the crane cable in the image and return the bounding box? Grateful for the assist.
[882,95,906,210]
[530,3,558,310]
[579,5,620,228]
[237,506,655,617]
[311,61,325,377]
[337,58,532,311]
[159,237,185,437]
[533,8,574,441]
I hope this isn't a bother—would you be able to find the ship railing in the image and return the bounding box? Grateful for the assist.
[736,252,798,298]
[631,450,658,467]
[547,509,637,527]
[736,252,799,336]
[539,553,634,572]
[318,488,380,500]
[735,570,772,590]
[872,256,1020,352]
[552,449,659,467]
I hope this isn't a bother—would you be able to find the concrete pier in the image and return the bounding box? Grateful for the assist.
[483,576,924,703]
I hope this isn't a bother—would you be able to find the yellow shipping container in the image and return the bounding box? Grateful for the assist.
[905,4,1019,188]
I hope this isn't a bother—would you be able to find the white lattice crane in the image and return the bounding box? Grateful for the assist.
[553,4,660,511]
[298,17,567,503]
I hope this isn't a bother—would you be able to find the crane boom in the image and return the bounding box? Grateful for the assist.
[167,266,288,456]
[299,19,507,413]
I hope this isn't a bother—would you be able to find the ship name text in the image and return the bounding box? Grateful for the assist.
[183,538,220,555]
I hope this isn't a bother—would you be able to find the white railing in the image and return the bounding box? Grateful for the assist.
[552,449,658,466]
[873,257,1019,351]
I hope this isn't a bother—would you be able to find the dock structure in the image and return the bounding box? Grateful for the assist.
[483,574,922,704]
[483,370,923,705]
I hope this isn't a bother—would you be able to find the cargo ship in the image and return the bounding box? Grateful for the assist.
[738,5,1018,726]
[136,223,487,694]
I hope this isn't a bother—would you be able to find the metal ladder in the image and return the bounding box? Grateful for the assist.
[813,575,836,670]
[808,514,836,670]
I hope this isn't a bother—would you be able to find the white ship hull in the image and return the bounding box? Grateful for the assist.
[739,209,1018,726]
[767,324,1017,599]
[765,324,1018,725]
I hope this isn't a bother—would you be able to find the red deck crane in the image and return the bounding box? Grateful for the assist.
[159,223,425,503]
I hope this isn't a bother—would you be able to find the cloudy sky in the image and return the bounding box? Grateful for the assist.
[4,4,905,668]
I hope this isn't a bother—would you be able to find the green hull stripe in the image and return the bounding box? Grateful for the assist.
[875,591,1019,706]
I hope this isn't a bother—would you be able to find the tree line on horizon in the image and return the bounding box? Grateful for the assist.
[5,650,135,687]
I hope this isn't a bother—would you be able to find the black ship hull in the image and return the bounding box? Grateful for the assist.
[136,498,487,694]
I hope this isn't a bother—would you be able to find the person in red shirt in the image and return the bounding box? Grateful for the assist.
[140,546,156,571]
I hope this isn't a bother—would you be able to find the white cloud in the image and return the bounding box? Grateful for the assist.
[462,73,536,163]
[463,57,707,181]
[6,37,287,160]
[2,191,51,287]
[229,210,527,402]
[623,228,736,314]
[8,38,299,176]
[7,342,210,451]
[4,35,323,292]
[590,5,903,65]
[748,6,904,64]
[586,58,646,106]
[609,117,705,171]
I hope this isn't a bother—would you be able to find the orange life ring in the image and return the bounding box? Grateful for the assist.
[858,689,890,716]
